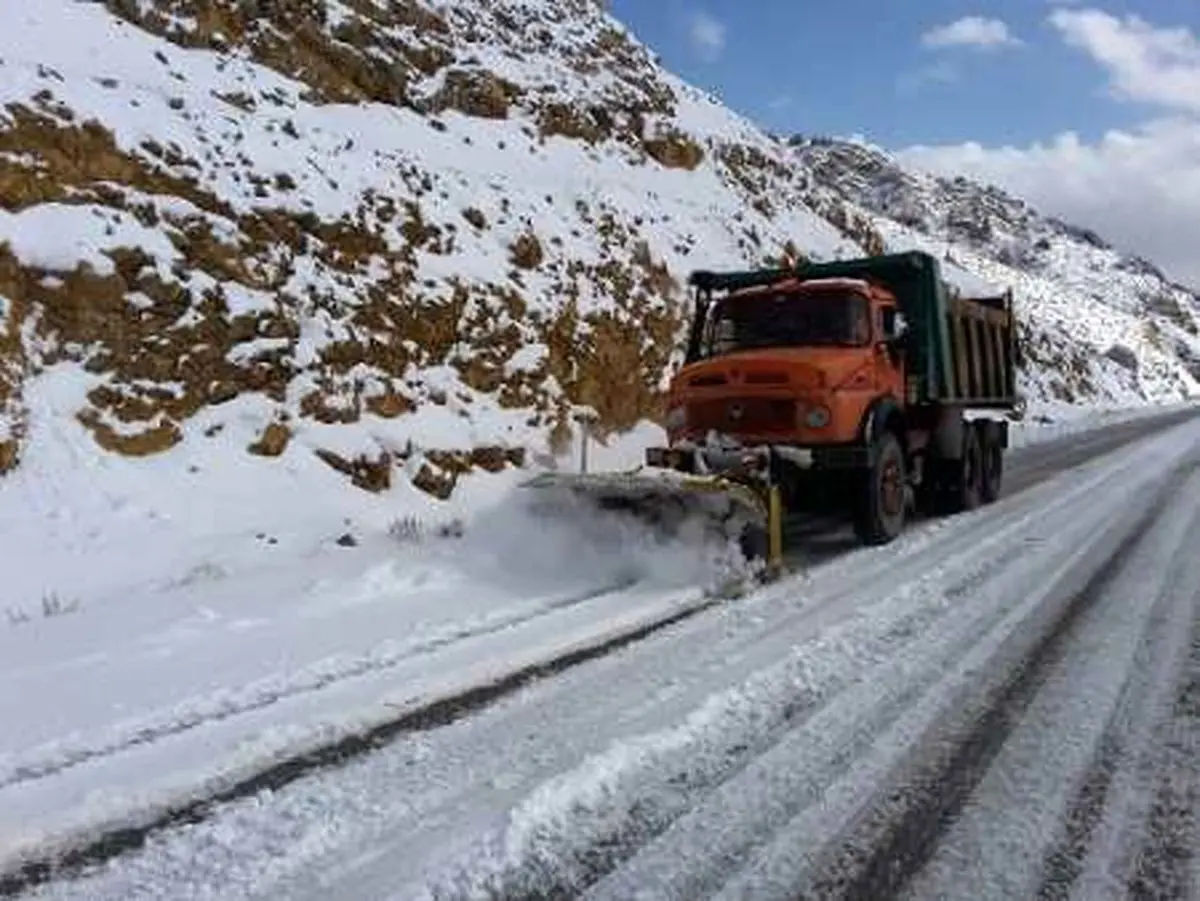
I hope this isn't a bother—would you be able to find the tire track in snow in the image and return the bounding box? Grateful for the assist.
[410,427,1200,901]
[1125,605,1200,901]
[876,461,1200,901]
[604,459,1199,901]
[873,466,1191,900]
[816,465,1200,901]
[1031,495,1199,901]
[0,591,720,899]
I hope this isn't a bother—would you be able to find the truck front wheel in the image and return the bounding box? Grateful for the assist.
[853,431,907,545]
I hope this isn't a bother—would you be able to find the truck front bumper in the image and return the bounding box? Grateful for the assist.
[645,439,870,477]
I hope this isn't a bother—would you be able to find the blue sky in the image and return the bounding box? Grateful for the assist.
[610,1,1200,287]
[609,0,1200,147]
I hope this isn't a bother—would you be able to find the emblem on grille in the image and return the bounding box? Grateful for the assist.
[727,402,744,421]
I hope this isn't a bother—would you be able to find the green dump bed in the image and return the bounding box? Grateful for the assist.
[689,250,1017,408]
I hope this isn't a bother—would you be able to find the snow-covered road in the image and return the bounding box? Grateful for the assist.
[7,412,1198,900]
[0,503,725,882]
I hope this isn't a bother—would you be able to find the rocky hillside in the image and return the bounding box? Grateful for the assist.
[793,136,1200,407]
[0,1,1195,502]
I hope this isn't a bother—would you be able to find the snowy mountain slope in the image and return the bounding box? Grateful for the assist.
[0,0,862,498]
[792,136,1200,406]
[1,0,1194,509]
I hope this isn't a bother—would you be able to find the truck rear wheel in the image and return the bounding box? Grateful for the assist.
[980,428,1003,503]
[853,431,907,545]
[947,425,983,513]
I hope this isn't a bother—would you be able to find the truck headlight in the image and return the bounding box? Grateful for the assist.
[665,406,687,430]
[805,406,830,428]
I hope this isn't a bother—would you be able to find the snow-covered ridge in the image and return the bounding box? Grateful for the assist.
[792,136,1200,406]
[0,0,1195,504]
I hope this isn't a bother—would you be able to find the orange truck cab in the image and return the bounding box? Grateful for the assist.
[644,250,1018,549]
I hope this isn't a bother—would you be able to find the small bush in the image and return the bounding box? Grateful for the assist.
[387,515,465,544]
[6,591,81,626]
[41,591,81,618]
[388,515,424,543]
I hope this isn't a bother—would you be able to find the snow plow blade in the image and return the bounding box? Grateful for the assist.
[518,469,784,578]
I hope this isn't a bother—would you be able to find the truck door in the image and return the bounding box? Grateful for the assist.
[876,304,906,398]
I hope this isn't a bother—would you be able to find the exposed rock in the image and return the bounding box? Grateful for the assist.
[0,440,18,474]
[427,68,522,119]
[247,422,291,456]
[1104,344,1140,372]
[509,232,544,269]
[643,130,703,170]
[77,411,183,457]
[537,101,610,143]
[314,448,392,493]
[412,461,455,499]
[365,390,415,419]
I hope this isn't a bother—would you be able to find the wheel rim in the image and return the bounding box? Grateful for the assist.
[881,456,904,517]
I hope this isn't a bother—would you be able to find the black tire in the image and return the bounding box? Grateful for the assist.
[943,425,983,514]
[980,427,1003,504]
[914,452,941,517]
[853,431,907,545]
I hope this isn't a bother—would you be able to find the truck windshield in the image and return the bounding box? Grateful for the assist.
[699,291,870,357]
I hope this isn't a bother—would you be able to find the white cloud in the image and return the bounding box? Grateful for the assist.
[1050,9,1200,113]
[897,9,1200,289]
[766,95,791,111]
[687,10,726,62]
[921,16,1022,50]
[897,118,1200,287]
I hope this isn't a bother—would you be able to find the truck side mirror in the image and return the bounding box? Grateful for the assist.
[882,309,908,343]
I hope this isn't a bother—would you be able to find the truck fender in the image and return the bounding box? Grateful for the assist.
[858,395,905,449]
[979,417,1009,450]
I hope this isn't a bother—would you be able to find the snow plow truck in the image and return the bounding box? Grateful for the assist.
[523,249,1019,578]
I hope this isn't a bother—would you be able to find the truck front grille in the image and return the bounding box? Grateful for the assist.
[687,397,795,433]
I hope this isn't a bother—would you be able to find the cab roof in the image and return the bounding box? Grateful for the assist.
[719,276,876,301]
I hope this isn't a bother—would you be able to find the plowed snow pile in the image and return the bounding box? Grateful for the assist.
[457,485,760,596]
